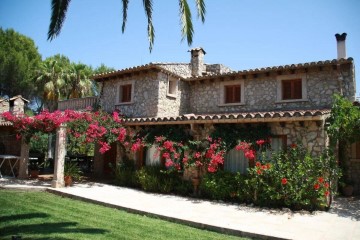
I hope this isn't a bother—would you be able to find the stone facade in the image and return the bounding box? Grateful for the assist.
[189,64,354,114]
[100,71,191,118]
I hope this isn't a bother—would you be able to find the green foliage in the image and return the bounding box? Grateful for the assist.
[136,165,181,193]
[200,171,239,201]
[326,94,360,145]
[64,161,82,180]
[114,157,140,188]
[0,28,41,99]
[243,146,340,210]
[29,132,49,155]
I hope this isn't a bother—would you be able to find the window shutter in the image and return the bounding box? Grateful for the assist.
[121,84,132,102]
[282,81,292,99]
[294,79,302,99]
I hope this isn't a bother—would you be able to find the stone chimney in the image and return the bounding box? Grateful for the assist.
[335,33,347,59]
[189,47,206,77]
[9,95,29,116]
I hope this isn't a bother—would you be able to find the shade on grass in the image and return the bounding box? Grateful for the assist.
[0,190,250,240]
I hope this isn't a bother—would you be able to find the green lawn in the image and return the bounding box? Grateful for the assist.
[0,190,251,240]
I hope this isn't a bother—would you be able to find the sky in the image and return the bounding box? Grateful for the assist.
[1,0,360,97]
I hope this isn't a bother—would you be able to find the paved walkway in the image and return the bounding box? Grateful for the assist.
[1,177,360,240]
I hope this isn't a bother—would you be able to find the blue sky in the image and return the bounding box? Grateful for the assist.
[1,0,359,96]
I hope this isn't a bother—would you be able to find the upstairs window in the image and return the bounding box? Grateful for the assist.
[276,74,307,102]
[282,79,302,100]
[225,85,241,103]
[117,80,134,104]
[219,80,245,106]
[167,78,178,97]
[120,84,132,103]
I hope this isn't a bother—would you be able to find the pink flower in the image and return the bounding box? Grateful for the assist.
[281,178,287,185]
[165,159,174,168]
[99,141,111,154]
[163,140,173,150]
[182,156,188,164]
[162,152,171,159]
[194,152,201,159]
[112,111,121,123]
[256,139,265,146]
[117,127,127,142]
[244,150,255,160]
[155,136,164,143]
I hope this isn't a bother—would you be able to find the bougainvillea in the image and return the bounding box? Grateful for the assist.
[1,109,127,154]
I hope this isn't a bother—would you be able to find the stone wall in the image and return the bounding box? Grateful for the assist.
[189,65,354,114]
[100,72,160,117]
[269,121,328,156]
[100,71,190,118]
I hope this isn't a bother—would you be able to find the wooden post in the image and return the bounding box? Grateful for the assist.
[18,138,29,179]
[51,124,67,188]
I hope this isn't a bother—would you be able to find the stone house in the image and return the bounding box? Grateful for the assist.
[0,95,29,155]
[59,33,358,191]
[0,95,29,175]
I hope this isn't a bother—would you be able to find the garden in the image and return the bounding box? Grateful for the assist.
[2,94,359,211]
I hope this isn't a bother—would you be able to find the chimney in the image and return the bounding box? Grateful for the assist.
[189,47,206,77]
[335,33,347,59]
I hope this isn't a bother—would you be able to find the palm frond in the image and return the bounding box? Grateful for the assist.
[195,0,206,22]
[48,0,71,41]
[143,0,155,52]
[121,0,129,33]
[179,0,193,45]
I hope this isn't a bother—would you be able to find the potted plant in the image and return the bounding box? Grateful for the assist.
[29,161,40,178]
[340,179,354,197]
[64,162,82,187]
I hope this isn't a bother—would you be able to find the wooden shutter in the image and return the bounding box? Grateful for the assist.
[282,79,302,100]
[293,79,302,99]
[121,84,132,102]
[282,81,292,99]
[225,85,241,103]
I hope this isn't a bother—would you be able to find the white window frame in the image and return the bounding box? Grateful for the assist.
[167,77,179,98]
[218,80,245,106]
[116,80,135,105]
[276,74,308,103]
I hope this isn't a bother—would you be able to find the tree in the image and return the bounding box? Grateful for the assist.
[35,54,70,111]
[93,63,116,75]
[47,0,206,51]
[65,62,93,99]
[0,28,41,99]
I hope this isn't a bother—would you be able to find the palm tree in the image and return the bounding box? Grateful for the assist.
[65,63,94,99]
[47,0,206,52]
[35,55,70,111]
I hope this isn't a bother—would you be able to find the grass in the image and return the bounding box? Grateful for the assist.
[0,189,251,240]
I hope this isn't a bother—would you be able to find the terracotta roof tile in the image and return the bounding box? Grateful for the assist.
[123,109,331,125]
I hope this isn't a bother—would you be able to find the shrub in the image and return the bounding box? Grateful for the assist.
[136,165,181,193]
[113,158,139,188]
[200,170,239,201]
[244,145,340,210]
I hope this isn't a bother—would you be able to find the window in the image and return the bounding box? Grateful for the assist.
[117,80,134,104]
[282,79,302,100]
[167,78,178,97]
[219,80,245,106]
[276,74,307,102]
[225,85,241,103]
[120,84,132,102]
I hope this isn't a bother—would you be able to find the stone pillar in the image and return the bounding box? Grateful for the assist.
[93,143,104,178]
[18,138,29,179]
[51,124,67,188]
